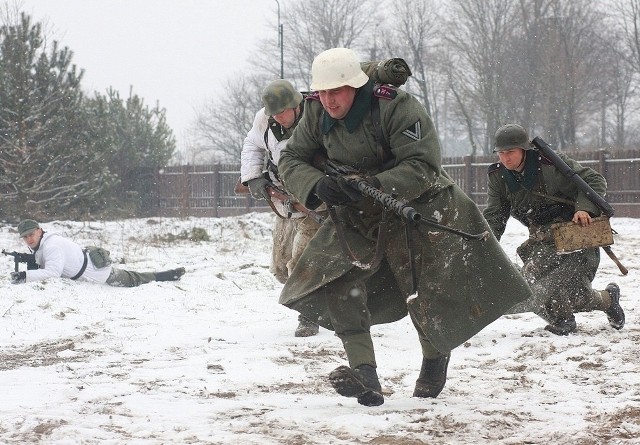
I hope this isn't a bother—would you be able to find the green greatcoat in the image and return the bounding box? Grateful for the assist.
[277,81,531,353]
[483,151,608,321]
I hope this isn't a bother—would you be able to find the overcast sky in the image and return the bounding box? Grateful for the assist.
[20,0,278,154]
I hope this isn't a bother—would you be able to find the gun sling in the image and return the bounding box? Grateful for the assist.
[70,250,88,280]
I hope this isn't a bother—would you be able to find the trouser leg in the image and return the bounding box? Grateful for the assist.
[324,267,377,368]
[106,268,156,287]
[517,243,601,322]
[408,301,451,398]
[287,215,323,276]
[270,217,294,284]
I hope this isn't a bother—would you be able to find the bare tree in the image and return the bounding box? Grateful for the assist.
[379,0,443,118]
[445,0,516,154]
[522,1,608,149]
[616,0,640,73]
[185,73,268,164]
[283,0,378,88]
[187,0,379,164]
[185,0,640,164]
[607,0,640,148]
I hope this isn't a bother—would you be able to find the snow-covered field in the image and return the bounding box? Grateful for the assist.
[0,213,638,444]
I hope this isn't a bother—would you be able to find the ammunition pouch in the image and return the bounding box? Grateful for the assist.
[527,226,554,242]
[526,203,573,226]
[86,246,112,268]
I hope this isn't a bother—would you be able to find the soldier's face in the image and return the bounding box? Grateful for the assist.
[498,148,526,172]
[318,86,357,119]
[272,107,298,129]
[22,228,43,249]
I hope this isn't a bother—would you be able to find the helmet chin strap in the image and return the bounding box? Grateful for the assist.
[291,105,302,128]
[515,151,527,172]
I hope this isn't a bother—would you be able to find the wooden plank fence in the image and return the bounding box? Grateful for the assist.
[148,150,640,218]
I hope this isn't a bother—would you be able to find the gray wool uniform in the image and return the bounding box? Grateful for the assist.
[483,150,610,322]
[278,80,531,367]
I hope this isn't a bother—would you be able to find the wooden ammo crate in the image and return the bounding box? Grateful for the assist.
[550,216,614,252]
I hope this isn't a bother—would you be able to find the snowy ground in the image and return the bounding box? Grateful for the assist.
[0,213,638,445]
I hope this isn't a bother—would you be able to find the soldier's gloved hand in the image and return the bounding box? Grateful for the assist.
[247,177,271,200]
[315,176,360,206]
[10,271,26,284]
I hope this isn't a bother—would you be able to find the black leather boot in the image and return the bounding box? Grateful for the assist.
[328,364,384,406]
[544,315,576,335]
[605,283,625,330]
[154,267,186,282]
[294,315,319,337]
[413,353,450,398]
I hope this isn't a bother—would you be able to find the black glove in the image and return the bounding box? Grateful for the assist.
[10,271,26,284]
[315,176,361,206]
[247,177,271,200]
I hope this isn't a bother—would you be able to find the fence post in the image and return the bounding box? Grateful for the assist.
[598,149,608,179]
[213,164,220,217]
[181,165,190,218]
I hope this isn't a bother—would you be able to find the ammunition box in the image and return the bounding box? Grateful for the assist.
[550,216,614,252]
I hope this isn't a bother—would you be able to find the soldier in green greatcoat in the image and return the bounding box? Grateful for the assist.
[277,48,532,406]
[483,123,625,336]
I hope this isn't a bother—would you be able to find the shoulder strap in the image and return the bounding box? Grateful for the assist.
[71,249,88,280]
[488,162,503,175]
[370,95,392,168]
[263,125,279,178]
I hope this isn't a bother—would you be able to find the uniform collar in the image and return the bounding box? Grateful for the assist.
[268,102,304,142]
[504,152,540,192]
[321,79,374,135]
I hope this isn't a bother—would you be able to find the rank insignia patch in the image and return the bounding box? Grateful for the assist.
[402,121,421,141]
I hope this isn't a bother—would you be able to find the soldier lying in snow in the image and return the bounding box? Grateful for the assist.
[10,219,185,287]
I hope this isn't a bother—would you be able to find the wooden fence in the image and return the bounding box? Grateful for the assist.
[148,150,640,218]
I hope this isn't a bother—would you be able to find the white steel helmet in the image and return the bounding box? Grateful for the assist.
[310,48,369,91]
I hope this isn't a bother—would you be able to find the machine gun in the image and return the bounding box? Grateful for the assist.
[2,249,38,272]
[315,155,488,241]
[531,136,628,275]
[312,154,489,295]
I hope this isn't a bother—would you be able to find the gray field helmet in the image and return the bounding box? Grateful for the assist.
[310,48,369,91]
[494,124,531,152]
[262,79,303,116]
[17,219,40,237]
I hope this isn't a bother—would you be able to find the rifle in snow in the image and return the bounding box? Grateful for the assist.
[2,249,37,272]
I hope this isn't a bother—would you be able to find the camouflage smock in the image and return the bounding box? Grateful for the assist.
[278,81,531,353]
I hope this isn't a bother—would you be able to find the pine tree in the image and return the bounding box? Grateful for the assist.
[0,13,115,220]
[85,87,176,215]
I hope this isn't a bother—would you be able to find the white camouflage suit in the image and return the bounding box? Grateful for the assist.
[26,231,157,286]
[240,107,324,284]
